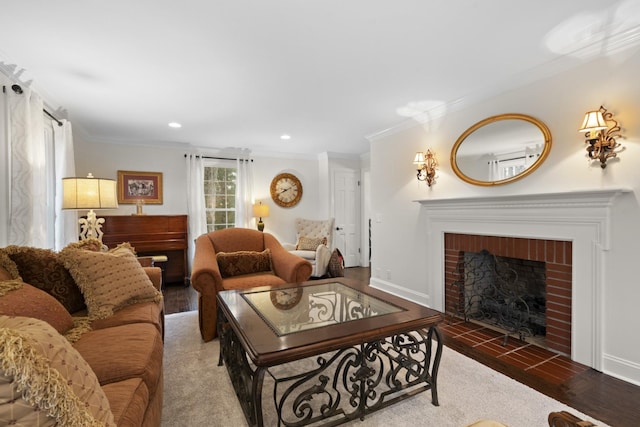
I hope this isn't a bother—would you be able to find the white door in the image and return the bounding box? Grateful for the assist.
[333,170,360,267]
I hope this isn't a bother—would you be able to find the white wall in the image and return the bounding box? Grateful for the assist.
[74,138,362,253]
[74,138,189,216]
[368,49,640,385]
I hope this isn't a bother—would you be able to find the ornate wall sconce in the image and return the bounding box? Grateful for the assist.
[578,106,622,168]
[413,149,438,186]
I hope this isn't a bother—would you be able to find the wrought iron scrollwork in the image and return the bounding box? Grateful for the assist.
[269,327,442,426]
[448,249,539,344]
[218,307,263,426]
[218,306,442,427]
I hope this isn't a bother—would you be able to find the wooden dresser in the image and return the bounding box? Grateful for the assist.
[101,215,189,285]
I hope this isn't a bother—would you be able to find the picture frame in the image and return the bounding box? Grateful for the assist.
[117,170,163,204]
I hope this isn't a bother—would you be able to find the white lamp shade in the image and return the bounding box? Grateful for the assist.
[252,203,269,218]
[62,175,118,210]
[579,110,607,132]
[413,152,425,165]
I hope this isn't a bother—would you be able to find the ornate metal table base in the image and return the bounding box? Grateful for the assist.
[218,308,443,427]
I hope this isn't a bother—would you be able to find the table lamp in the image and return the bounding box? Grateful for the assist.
[252,201,269,232]
[62,173,118,242]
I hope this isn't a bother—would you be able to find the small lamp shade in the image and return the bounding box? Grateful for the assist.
[579,111,607,132]
[252,202,269,232]
[62,173,118,210]
[413,152,426,165]
[252,203,269,218]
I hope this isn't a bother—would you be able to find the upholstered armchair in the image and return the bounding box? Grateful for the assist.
[190,228,312,342]
[283,218,334,278]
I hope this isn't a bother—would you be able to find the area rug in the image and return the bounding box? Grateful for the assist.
[161,311,606,427]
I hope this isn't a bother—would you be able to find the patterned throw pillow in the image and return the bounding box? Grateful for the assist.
[0,252,19,281]
[62,238,106,252]
[0,246,86,313]
[296,236,327,251]
[0,315,115,426]
[216,249,273,278]
[0,281,74,334]
[59,247,163,320]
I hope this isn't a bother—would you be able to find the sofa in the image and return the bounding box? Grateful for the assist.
[191,228,312,342]
[0,241,164,426]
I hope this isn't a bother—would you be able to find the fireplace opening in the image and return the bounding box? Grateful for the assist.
[449,249,547,345]
[444,233,572,356]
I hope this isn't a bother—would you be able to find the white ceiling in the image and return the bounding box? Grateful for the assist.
[1,1,638,156]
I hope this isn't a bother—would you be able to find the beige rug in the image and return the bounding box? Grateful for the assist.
[161,311,606,427]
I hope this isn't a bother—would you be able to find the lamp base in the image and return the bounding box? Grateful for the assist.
[257,219,265,232]
[79,209,106,242]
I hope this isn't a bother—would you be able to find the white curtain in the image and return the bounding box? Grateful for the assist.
[235,149,254,228]
[488,159,500,182]
[7,87,47,247]
[186,154,206,270]
[53,120,77,250]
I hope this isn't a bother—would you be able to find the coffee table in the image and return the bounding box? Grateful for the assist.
[216,277,444,427]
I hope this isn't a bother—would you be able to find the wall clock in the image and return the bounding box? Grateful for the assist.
[270,172,303,207]
[270,287,303,310]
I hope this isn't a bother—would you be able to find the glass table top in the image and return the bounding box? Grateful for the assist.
[241,282,404,336]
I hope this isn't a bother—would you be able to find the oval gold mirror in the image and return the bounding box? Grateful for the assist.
[450,113,552,186]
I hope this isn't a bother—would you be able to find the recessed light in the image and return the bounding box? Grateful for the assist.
[168,122,182,128]
[280,134,291,140]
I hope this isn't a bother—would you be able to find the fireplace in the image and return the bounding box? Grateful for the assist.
[415,189,627,370]
[444,233,572,356]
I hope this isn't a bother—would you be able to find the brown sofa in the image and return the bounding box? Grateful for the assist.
[0,244,164,426]
[191,228,312,342]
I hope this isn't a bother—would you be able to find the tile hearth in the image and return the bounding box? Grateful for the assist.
[440,319,589,385]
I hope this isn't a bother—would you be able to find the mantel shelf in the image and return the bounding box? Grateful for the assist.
[414,188,632,209]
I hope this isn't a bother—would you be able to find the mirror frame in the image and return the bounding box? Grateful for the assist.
[450,113,552,186]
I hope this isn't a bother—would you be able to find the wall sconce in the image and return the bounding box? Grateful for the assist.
[252,201,269,232]
[413,149,438,186]
[62,173,118,242]
[578,106,622,168]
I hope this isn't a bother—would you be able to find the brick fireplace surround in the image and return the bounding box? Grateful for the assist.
[414,189,628,371]
[444,233,572,355]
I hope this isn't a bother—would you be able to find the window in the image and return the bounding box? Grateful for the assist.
[203,162,237,231]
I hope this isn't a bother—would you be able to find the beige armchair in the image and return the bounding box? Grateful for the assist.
[283,218,334,278]
[191,228,312,342]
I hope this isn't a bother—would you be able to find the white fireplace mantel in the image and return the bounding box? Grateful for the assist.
[415,189,630,370]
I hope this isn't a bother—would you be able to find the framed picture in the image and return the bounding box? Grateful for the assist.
[117,170,163,204]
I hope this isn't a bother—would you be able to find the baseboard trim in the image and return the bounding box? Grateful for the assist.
[603,353,640,387]
[369,277,430,307]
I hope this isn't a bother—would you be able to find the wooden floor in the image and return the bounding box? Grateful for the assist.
[163,267,640,427]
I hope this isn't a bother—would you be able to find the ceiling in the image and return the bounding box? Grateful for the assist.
[1,1,638,157]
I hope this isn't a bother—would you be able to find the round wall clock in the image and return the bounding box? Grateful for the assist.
[270,173,303,207]
[270,287,303,310]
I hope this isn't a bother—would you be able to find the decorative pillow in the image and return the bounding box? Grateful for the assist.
[296,236,327,251]
[0,246,86,313]
[0,252,19,280]
[63,238,106,252]
[0,315,115,426]
[59,246,163,320]
[0,281,74,334]
[108,241,137,256]
[217,249,273,278]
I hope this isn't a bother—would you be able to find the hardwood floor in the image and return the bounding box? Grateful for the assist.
[162,267,640,427]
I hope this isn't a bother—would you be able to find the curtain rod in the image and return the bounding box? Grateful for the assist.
[487,153,539,164]
[184,154,253,162]
[6,84,63,127]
